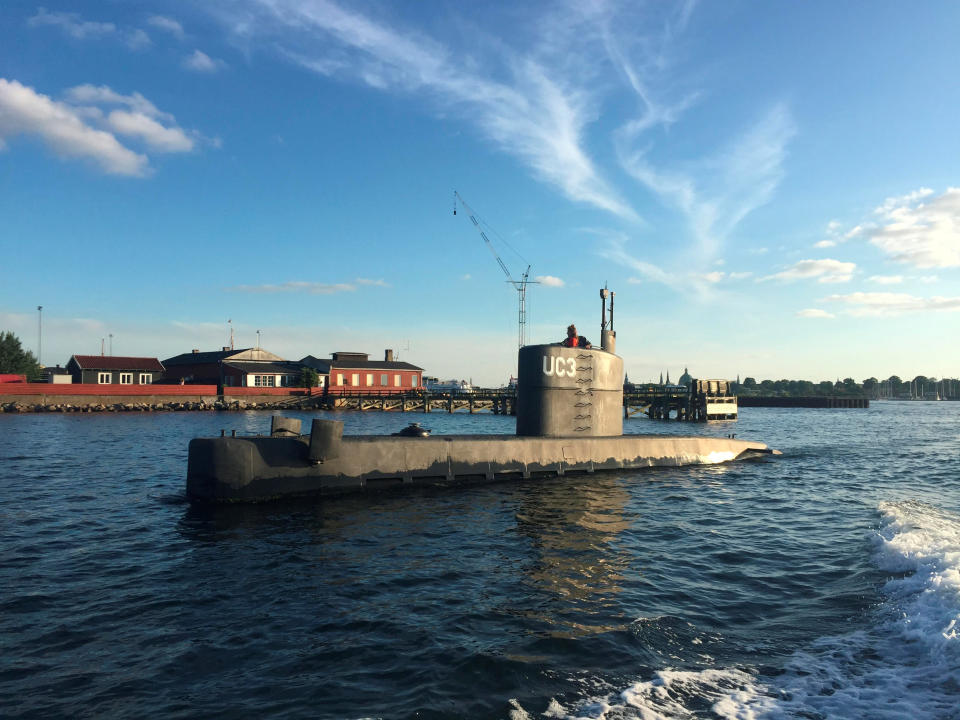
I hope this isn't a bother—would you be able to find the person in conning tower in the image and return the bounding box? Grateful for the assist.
[562,324,592,349]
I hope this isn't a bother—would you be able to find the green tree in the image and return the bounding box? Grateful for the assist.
[742,377,757,388]
[299,367,320,388]
[841,377,860,395]
[0,331,41,380]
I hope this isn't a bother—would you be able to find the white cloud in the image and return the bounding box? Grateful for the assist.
[874,188,934,216]
[797,309,835,319]
[627,277,643,284]
[65,85,175,123]
[814,240,836,248]
[126,29,152,50]
[28,7,115,39]
[535,275,565,287]
[919,275,939,284]
[728,271,753,280]
[148,15,185,39]
[867,275,903,285]
[0,78,148,176]
[763,259,856,284]
[824,291,960,317]
[462,274,472,280]
[230,279,393,294]
[230,281,358,294]
[868,187,960,268]
[106,110,194,152]
[701,271,724,283]
[0,79,206,174]
[183,50,226,73]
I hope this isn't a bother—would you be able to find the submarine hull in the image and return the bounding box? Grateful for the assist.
[187,434,775,503]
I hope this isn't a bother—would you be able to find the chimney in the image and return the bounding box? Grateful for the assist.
[385,349,394,362]
[192,349,199,354]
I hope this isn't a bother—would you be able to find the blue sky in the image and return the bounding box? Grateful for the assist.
[1,0,958,386]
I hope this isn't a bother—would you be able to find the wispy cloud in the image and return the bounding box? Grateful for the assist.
[867,275,903,285]
[148,15,185,39]
[824,292,960,317]
[797,308,835,319]
[229,277,389,294]
[762,259,855,284]
[598,232,681,289]
[214,0,637,219]
[230,281,358,294]
[126,29,152,51]
[867,187,960,268]
[535,275,565,287]
[28,7,115,39]
[28,7,151,50]
[183,50,227,73]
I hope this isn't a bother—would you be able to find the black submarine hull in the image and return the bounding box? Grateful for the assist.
[186,433,775,503]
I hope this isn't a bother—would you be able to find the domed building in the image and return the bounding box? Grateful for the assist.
[678,367,693,387]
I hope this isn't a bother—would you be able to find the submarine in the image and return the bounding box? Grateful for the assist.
[186,288,777,503]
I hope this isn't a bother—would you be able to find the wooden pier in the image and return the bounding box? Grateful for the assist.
[624,381,738,422]
[290,382,736,422]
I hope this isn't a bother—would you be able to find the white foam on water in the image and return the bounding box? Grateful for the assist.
[511,499,960,719]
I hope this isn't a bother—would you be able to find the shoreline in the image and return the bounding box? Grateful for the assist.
[1,398,305,413]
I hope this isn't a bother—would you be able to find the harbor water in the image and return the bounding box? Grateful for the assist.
[1,402,958,719]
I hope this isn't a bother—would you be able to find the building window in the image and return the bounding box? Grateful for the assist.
[394,374,400,387]
[336,373,344,386]
[366,373,373,386]
[254,375,276,387]
[119,373,133,384]
[380,374,388,385]
[98,372,111,384]
[351,373,359,386]
[410,374,417,387]
[139,373,152,384]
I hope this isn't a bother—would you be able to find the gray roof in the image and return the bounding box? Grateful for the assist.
[164,349,254,365]
[299,355,422,372]
[224,361,305,375]
[330,360,422,371]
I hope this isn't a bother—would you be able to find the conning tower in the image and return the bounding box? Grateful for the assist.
[516,288,624,437]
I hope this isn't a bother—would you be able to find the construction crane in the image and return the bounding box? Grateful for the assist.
[454,191,536,349]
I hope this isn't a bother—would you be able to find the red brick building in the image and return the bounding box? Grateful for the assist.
[301,350,422,394]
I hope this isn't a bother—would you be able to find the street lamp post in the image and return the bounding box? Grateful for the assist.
[37,306,42,366]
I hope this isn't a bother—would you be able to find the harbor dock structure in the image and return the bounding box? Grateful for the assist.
[284,379,738,422]
[624,379,738,421]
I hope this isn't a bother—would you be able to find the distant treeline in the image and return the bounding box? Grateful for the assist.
[734,375,960,400]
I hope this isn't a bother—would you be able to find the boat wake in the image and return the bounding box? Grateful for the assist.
[510,499,960,719]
